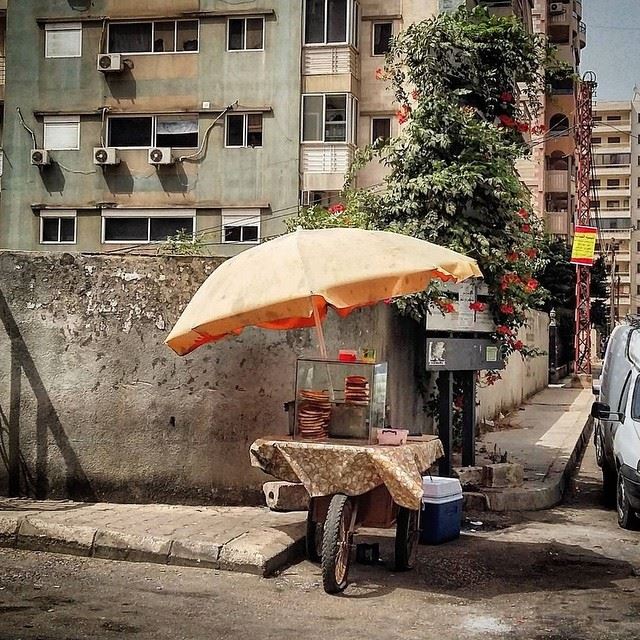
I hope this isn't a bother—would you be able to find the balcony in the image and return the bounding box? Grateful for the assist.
[301,143,355,191]
[577,21,587,48]
[546,169,570,193]
[598,187,631,198]
[546,211,570,235]
[0,56,4,101]
[598,207,632,217]
[302,46,359,79]
[593,120,631,133]
[593,164,631,176]
[574,0,582,19]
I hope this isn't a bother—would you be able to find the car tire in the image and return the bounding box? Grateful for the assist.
[617,469,640,530]
[594,425,604,468]
[602,463,617,508]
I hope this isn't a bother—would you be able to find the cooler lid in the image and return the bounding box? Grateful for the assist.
[422,475,462,498]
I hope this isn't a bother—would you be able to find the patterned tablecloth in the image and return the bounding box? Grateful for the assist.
[250,436,444,511]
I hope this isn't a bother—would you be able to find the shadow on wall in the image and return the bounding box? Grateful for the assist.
[40,163,66,195]
[102,161,135,195]
[0,289,96,501]
[105,69,137,102]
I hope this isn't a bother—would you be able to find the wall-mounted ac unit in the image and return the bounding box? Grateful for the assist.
[31,149,50,166]
[549,2,564,15]
[148,147,174,165]
[97,53,123,73]
[93,147,120,166]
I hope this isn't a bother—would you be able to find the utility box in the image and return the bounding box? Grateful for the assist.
[425,337,505,371]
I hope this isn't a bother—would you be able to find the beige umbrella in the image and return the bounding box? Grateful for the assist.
[165,228,482,356]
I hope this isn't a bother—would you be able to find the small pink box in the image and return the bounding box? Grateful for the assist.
[376,428,409,446]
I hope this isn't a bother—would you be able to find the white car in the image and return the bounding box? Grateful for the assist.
[592,323,640,529]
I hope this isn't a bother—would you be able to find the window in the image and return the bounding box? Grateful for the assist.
[304,0,359,46]
[40,211,76,244]
[607,115,622,121]
[593,115,602,121]
[371,117,391,144]
[227,17,264,50]
[222,210,260,243]
[102,210,195,243]
[108,20,199,53]
[372,22,392,56]
[45,23,82,58]
[592,137,601,144]
[608,136,621,144]
[607,179,620,187]
[107,115,198,148]
[593,153,631,166]
[631,377,640,421]
[302,93,357,143]
[637,198,640,208]
[225,114,263,147]
[606,201,620,209]
[637,282,640,293]
[43,116,80,150]
[549,113,570,135]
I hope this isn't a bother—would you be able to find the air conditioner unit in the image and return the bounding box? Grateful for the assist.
[93,147,120,166]
[31,149,50,166]
[549,2,564,15]
[148,147,174,165]
[97,53,123,73]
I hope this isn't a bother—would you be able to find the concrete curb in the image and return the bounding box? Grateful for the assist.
[476,415,594,512]
[0,516,305,577]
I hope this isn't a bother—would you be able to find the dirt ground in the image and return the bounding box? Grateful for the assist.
[1,439,639,640]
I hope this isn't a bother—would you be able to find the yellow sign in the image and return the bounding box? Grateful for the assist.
[570,226,597,266]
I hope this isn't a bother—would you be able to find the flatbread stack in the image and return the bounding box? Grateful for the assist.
[297,389,331,440]
[344,375,370,405]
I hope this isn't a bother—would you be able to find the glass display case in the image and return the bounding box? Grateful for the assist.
[293,358,388,442]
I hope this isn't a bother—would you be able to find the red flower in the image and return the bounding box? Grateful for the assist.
[525,248,538,259]
[375,68,385,80]
[469,301,486,312]
[531,124,547,135]
[383,298,393,305]
[441,302,456,314]
[518,208,529,219]
[496,325,512,336]
[525,278,539,292]
[498,114,516,128]
[506,252,519,263]
[521,224,531,233]
[513,340,524,351]
[500,304,515,315]
[411,89,421,101]
[454,395,464,410]
[500,273,520,290]
[396,105,411,125]
[328,203,346,214]
[500,91,514,103]
[516,121,530,133]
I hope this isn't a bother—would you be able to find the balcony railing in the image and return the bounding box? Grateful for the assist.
[302,46,359,78]
[578,21,587,48]
[0,56,5,87]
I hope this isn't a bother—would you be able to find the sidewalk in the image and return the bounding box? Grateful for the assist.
[472,383,594,511]
[0,383,594,575]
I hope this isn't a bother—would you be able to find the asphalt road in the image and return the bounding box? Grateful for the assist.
[1,438,639,640]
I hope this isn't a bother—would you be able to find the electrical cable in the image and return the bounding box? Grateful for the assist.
[16,107,37,149]
[177,101,238,162]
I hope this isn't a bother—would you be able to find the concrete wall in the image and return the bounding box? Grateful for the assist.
[0,251,429,504]
[477,310,550,422]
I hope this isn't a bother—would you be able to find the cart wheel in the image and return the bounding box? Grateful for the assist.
[394,508,419,571]
[306,505,322,563]
[321,494,354,594]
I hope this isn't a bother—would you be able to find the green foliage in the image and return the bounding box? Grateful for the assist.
[159,229,205,256]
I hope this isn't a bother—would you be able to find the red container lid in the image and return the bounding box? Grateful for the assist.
[338,349,358,362]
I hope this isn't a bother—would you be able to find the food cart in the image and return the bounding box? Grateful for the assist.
[249,356,444,594]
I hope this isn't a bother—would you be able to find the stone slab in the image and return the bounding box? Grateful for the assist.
[93,529,172,564]
[0,515,20,547]
[17,517,95,557]
[483,463,525,488]
[168,538,222,569]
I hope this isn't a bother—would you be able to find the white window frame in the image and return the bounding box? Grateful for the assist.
[301,93,358,144]
[303,0,360,47]
[221,209,261,244]
[226,16,265,52]
[101,209,196,245]
[371,21,393,57]
[370,116,391,144]
[107,114,199,150]
[45,22,82,59]
[224,113,263,148]
[43,115,81,151]
[106,20,200,55]
[40,210,77,245]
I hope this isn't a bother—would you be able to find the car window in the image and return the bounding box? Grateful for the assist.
[619,372,632,414]
[631,376,640,421]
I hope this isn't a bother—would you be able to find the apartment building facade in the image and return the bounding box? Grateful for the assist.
[591,99,640,322]
[0,0,533,254]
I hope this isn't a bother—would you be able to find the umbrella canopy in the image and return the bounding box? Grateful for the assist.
[165,228,482,356]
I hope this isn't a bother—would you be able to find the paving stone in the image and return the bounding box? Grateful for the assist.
[462,492,488,511]
[218,522,306,577]
[0,516,20,547]
[483,463,525,488]
[454,466,484,488]
[17,517,95,556]
[93,529,172,563]
[263,481,310,512]
[168,539,222,569]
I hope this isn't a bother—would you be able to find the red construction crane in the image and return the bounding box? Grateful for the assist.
[573,71,597,375]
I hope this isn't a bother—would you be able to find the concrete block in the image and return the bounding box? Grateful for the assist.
[17,517,95,556]
[168,539,222,569]
[263,482,310,512]
[219,522,306,577]
[482,463,524,488]
[462,492,488,511]
[453,466,484,488]
[0,516,20,547]
[93,529,172,564]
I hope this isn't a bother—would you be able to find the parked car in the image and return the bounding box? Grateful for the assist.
[592,323,640,529]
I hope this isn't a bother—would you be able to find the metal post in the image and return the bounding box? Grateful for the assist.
[437,370,453,477]
[461,371,476,467]
[549,308,558,383]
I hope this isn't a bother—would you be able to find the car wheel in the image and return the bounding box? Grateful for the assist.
[617,469,640,530]
[594,425,604,468]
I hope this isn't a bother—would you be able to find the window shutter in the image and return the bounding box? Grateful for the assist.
[44,116,80,150]
[45,23,82,58]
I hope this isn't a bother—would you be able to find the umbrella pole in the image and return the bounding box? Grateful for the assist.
[312,299,328,359]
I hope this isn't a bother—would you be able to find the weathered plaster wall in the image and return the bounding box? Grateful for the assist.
[0,251,429,504]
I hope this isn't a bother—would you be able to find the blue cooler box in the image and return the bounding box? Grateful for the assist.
[419,476,463,545]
